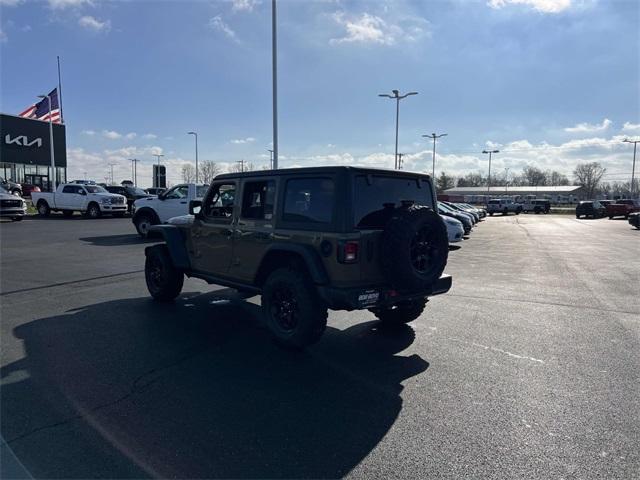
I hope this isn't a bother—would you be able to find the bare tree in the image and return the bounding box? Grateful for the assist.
[200,160,222,184]
[456,172,486,187]
[547,170,570,186]
[573,162,606,198]
[181,163,196,183]
[229,161,255,173]
[436,171,456,193]
[522,166,547,186]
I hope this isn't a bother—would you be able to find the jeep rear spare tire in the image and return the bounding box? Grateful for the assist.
[380,206,448,292]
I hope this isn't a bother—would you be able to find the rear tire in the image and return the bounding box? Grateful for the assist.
[145,245,184,301]
[370,299,427,325]
[262,267,328,349]
[37,201,50,217]
[135,212,155,238]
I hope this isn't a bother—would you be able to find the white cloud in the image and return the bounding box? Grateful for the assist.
[143,133,157,139]
[102,130,122,139]
[125,132,137,139]
[48,0,93,9]
[622,122,640,133]
[0,0,24,6]
[488,0,572,13]
[564,118,612,133]
[81,129,96,136]
[330,11,429,46]
[230,137,256,144]
[78,15,111,32]
[208,15,239,43]
[231,0,259,12]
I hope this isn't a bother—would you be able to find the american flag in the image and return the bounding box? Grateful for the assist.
[19,88,61,123]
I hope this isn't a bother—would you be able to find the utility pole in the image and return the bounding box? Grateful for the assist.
[397,153,404,170]
[623,139,639,198]
[378,89,418,169]
[267,149,274,169]
[422,132,447,179]
[272,0,278,169]
[482,149,499,195]
[108,163,117,185]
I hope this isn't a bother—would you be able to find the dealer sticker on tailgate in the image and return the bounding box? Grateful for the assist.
[358,290,380,307]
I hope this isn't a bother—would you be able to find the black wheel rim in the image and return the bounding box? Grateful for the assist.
[410,227,438,274]
[270,285,299,332]
[147,255,164,290]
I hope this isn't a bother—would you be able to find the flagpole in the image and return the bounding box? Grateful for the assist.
[57,55,64,124]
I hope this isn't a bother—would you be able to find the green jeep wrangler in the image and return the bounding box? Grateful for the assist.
[144,167,451,348]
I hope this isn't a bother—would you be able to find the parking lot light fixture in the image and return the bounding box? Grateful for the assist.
[623,139,639,198]
[37,94,56,191]
[422,133,447,179]
[188,132,199,183]
[482,149,499,194]
[379,90,419,169]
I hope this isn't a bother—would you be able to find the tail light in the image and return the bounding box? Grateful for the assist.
[338,241,359,263]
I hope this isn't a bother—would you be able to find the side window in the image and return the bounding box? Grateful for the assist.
[165,186,189,199]
[62,186,74,193]
[204,183,236,221]
[283,178,334,224]
[241,180,275,220]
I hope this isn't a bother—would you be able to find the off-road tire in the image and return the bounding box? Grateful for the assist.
[380,205,449,292]
[145,244,184,301]
[370,299,427,325]
[135,212,155,238]
[262,267,328,349]
[37,201,50,217]
[86,202,101,219]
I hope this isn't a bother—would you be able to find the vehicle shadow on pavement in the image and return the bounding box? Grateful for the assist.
[1,291,428,479]
[80,234,158,246]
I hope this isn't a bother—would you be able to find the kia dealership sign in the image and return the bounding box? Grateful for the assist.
[0,113,66,167]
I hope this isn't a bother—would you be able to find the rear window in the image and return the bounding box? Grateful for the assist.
[354,175,433,229]
[283,178,335,224]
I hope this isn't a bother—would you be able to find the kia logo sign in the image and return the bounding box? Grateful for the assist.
[4,134,43,148]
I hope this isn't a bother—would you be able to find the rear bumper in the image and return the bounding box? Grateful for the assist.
[317,274,452,311]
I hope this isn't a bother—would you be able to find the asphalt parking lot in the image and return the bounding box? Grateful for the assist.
[1,214,638,479]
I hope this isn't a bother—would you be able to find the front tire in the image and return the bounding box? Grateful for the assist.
[370,299,427,325]
[86,203,101,219]
[135,212,155,238]
[145,245,184,301]
[262,267,328,349]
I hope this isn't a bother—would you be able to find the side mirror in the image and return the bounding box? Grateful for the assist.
[189,199,203,217]
[79,190,87,196]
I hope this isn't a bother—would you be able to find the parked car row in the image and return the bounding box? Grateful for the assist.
[576,199,640,219]
[437,201,486,242]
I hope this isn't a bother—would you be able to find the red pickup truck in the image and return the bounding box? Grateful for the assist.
[606,199,640,219]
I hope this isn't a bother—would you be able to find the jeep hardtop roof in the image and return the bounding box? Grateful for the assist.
[213,166,432,181]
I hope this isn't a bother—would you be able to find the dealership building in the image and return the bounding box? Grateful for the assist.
[441,185,586,204]
[0,113,67,191]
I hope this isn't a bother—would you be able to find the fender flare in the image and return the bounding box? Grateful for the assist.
[259,243,329,285]
[146,225,191,270]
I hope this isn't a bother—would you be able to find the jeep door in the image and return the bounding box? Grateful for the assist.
[230,178,277,281]
[189,181,237,276]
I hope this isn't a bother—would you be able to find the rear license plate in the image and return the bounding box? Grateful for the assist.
[358,290,380,307]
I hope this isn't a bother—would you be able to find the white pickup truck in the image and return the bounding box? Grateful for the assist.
[132,183,209,237]
[32,184,127,218]
[486,198,522,216]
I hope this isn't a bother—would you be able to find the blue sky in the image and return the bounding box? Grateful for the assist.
[1,0,638,187]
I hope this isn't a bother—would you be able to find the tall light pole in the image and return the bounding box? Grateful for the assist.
[623,139,639,198]
[482,149,499,194]
[379,89,418,169]
[272,0,279,169]
[397,153,404,170]
[267,149,274,169]
[129,158,139,186]
[37,94,56,191]
[187,132,199,182]
[422,132,447,179]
